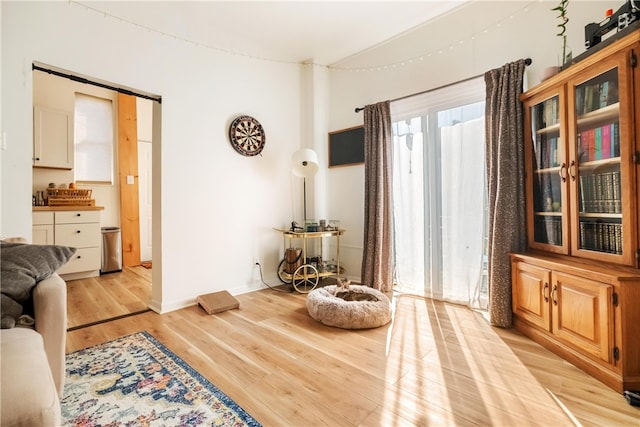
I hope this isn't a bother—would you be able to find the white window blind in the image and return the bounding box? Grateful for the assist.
[74,93,114,183]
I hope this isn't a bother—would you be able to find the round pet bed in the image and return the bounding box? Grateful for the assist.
[306,285,391,329]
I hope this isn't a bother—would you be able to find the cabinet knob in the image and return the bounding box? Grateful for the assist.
[76,230,81,234]
[569,160,576,181]
[76,213,81,216]
[558,163,567,183]
[542,282,549,302]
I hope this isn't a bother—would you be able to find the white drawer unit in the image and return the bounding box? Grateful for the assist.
[55,210,101,225]
[55,223,101,248]
[32,209,102,279]
[57,247,101,276]
[32,212,54,245]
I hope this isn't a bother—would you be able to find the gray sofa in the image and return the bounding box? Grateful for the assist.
[0,273,66,426]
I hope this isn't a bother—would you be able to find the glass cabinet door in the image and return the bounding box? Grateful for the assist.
[529,94,567,251]
[572,67,623,258]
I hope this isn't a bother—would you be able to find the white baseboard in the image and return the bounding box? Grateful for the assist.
[148,283,270,314]
[147,273,362,314]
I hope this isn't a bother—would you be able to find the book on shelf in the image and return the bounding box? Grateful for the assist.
[578,171,622,214]
[577,122,620,162]
[600,81,609,109]
[534,136,560,169]
[611,172,621,213]
[579,221,622,254]
[583,128,595,161]
[534,216,562,246]
[543,98,558,128]
[601,124,611,159]
[594,127,602,160]
[577,78,618,115]
[612,122,620,157]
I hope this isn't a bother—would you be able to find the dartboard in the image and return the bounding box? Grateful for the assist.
[228,115,265,156]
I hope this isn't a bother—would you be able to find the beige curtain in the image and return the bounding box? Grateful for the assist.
[361,101,394,292]
[484,59,528,327]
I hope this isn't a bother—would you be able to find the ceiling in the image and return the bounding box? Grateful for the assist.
[84,1,470,66]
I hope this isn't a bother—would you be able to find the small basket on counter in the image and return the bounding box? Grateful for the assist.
[46,188,95,206]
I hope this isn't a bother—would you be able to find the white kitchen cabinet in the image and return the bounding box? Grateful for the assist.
[32,212,54,245]
[32,209,102,279]
[33,105,73,169]
[55,210,101,278]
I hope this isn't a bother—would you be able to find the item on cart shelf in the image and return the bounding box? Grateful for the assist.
[326,220,340,231]
[306,256,322,265]
[289,221,304,232]
[284,248,303,274]
[318,261,328,273]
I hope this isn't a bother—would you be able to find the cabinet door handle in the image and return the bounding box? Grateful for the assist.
[558,162,567,182]
[569,160,577,181]
[76,230,81,234]
[76,213,81,216]
[542,282,549,302]
[551,284,558,306]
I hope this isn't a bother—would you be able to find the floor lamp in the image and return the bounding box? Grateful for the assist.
[291,148,319,225]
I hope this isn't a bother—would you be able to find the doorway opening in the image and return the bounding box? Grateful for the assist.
[32,63,160,329]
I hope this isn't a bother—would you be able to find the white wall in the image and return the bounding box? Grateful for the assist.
[324,0,615,279]
[1,1,305,311]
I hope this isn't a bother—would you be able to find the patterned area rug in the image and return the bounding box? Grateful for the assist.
[61,331,261,426]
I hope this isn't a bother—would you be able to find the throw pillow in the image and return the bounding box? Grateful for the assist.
[0,242,76,328]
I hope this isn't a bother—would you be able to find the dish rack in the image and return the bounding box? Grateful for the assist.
[47,188,95,206]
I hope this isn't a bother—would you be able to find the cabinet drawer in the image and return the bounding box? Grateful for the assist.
[32,225,54,245]
[55,223,101,248]
[55,210,100,224]
[32,211,54,225]
[58,247,100,274]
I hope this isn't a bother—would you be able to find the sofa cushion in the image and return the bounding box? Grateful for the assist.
[0,328,61,426]
[0,243,75,328]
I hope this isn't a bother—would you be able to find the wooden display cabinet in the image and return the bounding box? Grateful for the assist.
[514,30,640,393]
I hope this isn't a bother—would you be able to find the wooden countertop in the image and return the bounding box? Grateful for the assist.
[33,206,104,211]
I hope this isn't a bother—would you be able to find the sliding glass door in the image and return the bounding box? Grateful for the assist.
[391,78,487,308]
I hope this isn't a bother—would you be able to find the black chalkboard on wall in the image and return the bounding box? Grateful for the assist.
[328,125,365,167]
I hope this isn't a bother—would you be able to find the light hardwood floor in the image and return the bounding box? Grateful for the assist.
[66,266,152,329]
[66,283,640,426]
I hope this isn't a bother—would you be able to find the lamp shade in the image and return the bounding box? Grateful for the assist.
[291,148,319,178]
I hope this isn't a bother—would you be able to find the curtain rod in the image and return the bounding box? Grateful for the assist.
[32,64,162,104]
[354,58,532,113]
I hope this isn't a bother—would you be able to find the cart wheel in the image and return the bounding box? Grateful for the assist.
[277,259,293,284]
[292,264,319,293]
